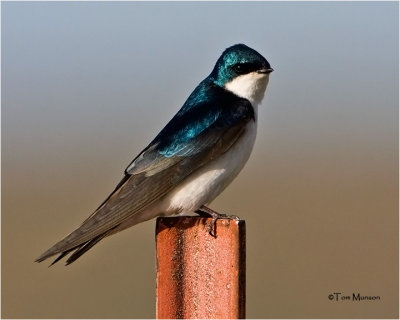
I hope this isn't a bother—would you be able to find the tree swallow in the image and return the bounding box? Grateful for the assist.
[36,44,273,265]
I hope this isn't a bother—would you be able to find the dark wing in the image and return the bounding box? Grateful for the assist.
[36,84,254,264]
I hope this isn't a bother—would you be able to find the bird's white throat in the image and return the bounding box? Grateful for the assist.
[224,72,269,106]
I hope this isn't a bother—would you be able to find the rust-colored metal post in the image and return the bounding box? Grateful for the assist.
[156,216,246,319]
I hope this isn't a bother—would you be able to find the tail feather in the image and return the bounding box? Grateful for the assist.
[36,227,116,265]
[65,232,109,265]
[50,248,77,266]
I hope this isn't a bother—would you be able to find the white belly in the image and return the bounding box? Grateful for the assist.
[161,117,257,214]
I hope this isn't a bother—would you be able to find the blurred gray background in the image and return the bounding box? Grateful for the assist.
[2,1,398,318]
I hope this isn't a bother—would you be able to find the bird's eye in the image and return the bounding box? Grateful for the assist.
[233,63,256,75]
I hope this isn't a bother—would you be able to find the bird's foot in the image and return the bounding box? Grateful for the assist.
[195,205,240,237]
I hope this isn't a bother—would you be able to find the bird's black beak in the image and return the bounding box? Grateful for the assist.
[257,68,274,74]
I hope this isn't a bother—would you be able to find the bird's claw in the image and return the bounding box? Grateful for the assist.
[195,205,241,237]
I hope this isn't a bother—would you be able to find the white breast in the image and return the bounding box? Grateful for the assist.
[161,110,257,214]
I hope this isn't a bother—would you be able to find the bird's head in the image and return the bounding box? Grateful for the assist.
[210,44,273,105]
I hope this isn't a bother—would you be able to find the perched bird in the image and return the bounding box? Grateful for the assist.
[36,44,273,265]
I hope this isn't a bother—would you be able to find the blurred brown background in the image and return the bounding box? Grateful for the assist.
[2,2,398,318]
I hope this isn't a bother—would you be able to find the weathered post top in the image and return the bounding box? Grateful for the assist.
[156,216,246,319]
